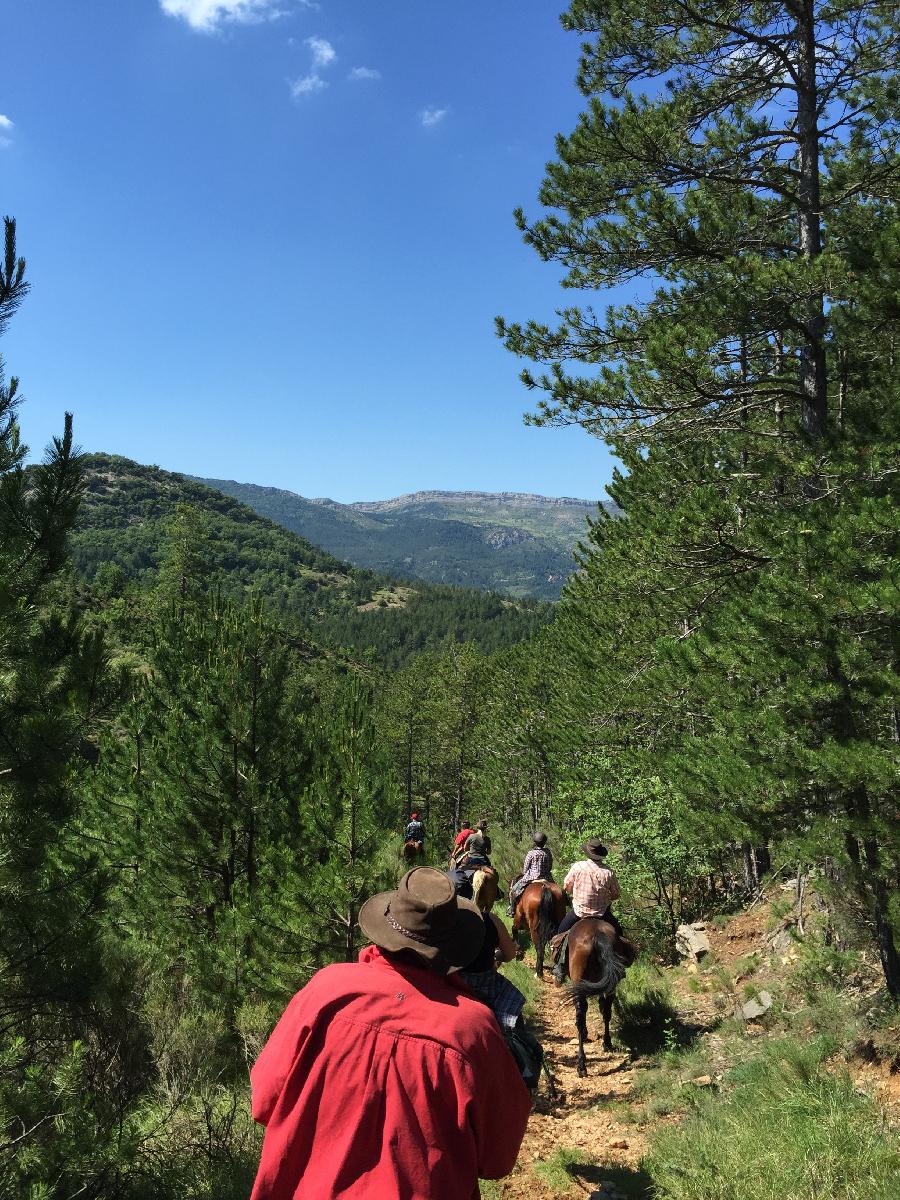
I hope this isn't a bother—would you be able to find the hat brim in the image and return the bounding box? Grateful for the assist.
[582,841,608,863]
[358,889,485,975]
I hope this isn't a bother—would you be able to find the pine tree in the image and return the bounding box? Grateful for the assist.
[500,4,900,989]
[305,680,401,962]
[89,590,319,1017]
[0,218,111,1190]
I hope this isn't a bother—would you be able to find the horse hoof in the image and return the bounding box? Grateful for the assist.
[577,1065,587,1079]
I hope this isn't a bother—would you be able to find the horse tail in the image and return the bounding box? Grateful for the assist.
[566,929,626,1002]
[536,885,557,951]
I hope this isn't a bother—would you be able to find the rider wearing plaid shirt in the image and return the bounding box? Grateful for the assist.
[556,839,622,940]
[507,833,554,915]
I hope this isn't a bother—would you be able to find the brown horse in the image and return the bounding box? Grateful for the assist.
[402,840,424,862]
[563,917,632,1077]
[512,881,566,977]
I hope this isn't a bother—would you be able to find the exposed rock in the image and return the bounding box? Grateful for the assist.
[768,927,795,956]
[740,990,773,1020]
[608,1138,629,1149]
[691,1075,714,1087]
[676,922,711,961]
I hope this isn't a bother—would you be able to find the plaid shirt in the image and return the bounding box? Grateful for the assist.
[521,847,553,883]
[459,969,526,1030]
[563,860,620,918]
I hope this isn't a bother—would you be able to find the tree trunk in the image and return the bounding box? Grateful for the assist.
[845,788,900,999]
[794,0,827,438]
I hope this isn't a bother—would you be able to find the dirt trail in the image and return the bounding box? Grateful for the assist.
[493,895,899,1199]
[495,964,651,1200]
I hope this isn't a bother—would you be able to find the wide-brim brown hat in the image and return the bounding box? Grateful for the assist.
[358,867,485,975]
[583,838,609,864]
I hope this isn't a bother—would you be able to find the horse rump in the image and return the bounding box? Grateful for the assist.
[472,867,499,911]
[536,884,557,949]
[565,926,627,1002]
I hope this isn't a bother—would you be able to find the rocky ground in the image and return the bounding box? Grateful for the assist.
[485,889,899,1200]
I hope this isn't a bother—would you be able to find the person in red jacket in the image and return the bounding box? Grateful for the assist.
[249,867,532,1200]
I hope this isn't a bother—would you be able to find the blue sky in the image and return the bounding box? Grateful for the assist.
[2,0,617,503]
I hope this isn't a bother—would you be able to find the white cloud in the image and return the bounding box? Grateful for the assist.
[290,72,327,98]
[419,106,449,128]
[305,35,336,68]
[160,0,308,33]
[0,115,12,131]
[349,66,380,82]
[0,114,13,148]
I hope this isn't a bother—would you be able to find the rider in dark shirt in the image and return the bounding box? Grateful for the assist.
[404,813,425,847]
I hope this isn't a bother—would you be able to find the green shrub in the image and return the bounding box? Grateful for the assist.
[645,1038,900,1200]
[614,961,681,1053]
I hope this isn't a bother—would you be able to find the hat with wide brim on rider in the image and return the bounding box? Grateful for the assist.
[358,866,485,975]
[582,838,609,864]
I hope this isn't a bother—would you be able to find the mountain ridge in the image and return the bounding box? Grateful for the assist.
[72,453,549,667]
[194,476,612,599]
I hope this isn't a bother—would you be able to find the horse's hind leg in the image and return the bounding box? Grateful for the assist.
[535,930,545,978]
[600,994,614,1052]
[575,993,589,1077]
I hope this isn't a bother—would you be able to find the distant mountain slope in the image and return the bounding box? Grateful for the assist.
[72,454,549,666]
[194,479,612,599]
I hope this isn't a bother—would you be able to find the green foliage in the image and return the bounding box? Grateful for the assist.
[613,961,680,1055]
[199,476,607,600]
[0,218,115,1195]
[498,0,900,995]
[645,1039,900,1200]
[86,592,321,1009]
[303,678,403,962]
[559,756,709,952]
[72,453,549,666]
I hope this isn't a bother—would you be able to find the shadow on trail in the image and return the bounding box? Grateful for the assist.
[613,970,714,1057]
[569,1161,654,1199]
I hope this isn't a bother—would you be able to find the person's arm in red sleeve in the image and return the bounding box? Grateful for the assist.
[469,1025,532,1180]
[250,988,313,1126]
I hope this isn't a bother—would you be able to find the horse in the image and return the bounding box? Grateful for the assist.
[402,840,424,863]
[512,881,566,977]
[563,917,633,1077]
[471,866,500,912]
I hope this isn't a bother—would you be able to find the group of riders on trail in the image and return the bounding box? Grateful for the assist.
[249,821,634,1200]
[442,822,626,978]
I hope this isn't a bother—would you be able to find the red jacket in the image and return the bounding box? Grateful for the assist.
[250,945,531,1200]
[454,828,474,849]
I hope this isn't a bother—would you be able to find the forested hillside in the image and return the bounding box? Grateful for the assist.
[196,476,606,599]
[73,453,550,665]
[2,1,899,1197]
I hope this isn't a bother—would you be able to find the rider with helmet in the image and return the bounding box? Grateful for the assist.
[506,832,554,916]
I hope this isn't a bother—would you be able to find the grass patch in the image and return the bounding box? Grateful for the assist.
[478,1181,504,1199]
[614,960,681,1054]
[532,1151,653,1199]
[532,1148,592,1194]
[500,955,542,1019]
[644,1036,900,1200]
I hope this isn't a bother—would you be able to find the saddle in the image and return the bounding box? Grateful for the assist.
[549,930,569,964]
[550,926,637,967]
